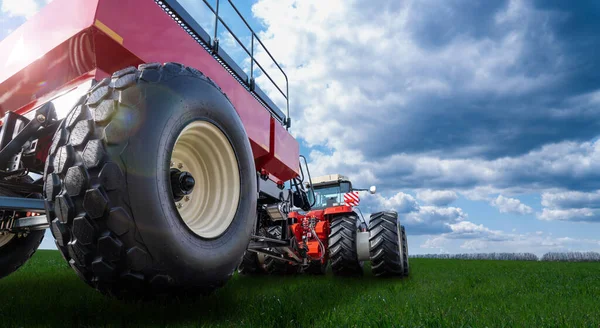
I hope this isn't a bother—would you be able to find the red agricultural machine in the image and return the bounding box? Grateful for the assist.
[0,0,407,299]
[239,174,409,276]
[0,0,302,297]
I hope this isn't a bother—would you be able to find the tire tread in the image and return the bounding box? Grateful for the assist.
[44,63,233,297]
[368,211,405,277]
[329,214,362,276]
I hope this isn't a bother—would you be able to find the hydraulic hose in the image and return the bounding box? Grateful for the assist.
[310,226,326,261]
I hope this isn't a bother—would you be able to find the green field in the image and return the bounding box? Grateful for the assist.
[1,250,600,327]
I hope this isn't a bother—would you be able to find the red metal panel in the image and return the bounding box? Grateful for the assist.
[288,211,305,220]
[0,0,98,115]
[94,0,279,175]
[290,222,302,242]
[0,0,299,182]
[0,0,98,84]
[261,117,300,181]
[323,205,354,216]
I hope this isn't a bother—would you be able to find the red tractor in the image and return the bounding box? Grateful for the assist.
[0,0,319,298]
[239,174,410,276]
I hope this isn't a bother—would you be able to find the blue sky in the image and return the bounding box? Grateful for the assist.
[2,0,600,255]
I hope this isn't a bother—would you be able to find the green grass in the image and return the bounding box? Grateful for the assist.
[1,250,600,327]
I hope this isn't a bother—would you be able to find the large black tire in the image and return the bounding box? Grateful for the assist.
[0,189,45,279]
[369,211,405,277]
[238,251,264,275]
[401,225,409,276]
[44,63,257,297]
[329,214,362,276]
[302,258,327,275]
[0,231,44,279]
[263,226,299,275]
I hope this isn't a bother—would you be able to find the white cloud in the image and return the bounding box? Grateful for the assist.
[416,189,458,206]
[367,192,420,213]
[358,191,466,235]
[541,191,600,209]
[303,139,600,197]
[251,0,600,204]
[490,195,533,215]
[252,0,600,162]
[1,0,41,18]
[446,221,509,241]
[403,206,467,235]
[536,191,600,222]
[422,222,600,254]
[537,208,600,222]
[423,221,509,248]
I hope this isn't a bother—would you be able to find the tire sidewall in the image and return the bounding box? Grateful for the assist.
[0,230,44,279]
[122,76,256,284]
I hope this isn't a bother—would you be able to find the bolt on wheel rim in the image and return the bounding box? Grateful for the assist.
[0,233,14,248]
[170,121,240,238]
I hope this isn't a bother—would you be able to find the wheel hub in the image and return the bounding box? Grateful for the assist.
[0,233,14,248]
[170,121,240,239]
[170,169,196,201]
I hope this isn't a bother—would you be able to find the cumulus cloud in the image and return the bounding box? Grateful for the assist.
[1,0,41,18]
[360,191,466,235]
[366,192,420,214]
[541,191,600,209]
[538,208,600,222]
[445,221,510,241]
[404,206,467,235]
[536,191,600,222]
[422,223,600,254]
[249,0,600,218]
[253,0,600,163]
[422,221,509,248]
[490,195,533,214]
[306,140,600,195]
[416,190,458,206]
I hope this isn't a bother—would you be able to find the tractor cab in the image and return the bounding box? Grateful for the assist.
[307,174,353,209]
[305,174,376,210]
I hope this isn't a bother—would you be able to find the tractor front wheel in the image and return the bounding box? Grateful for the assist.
[0,189,45,280]
[401,225,409,276]
[329,214,363,276]
[369,211,405,277]
[263,226,300,275]
[238,251,265,275]
[44,63,257,298]
[302,259,328,275]
[0,229,44,280]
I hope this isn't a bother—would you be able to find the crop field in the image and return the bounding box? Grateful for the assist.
[1,250,600,327]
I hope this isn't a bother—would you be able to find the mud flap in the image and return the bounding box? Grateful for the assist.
[356,231,370,261]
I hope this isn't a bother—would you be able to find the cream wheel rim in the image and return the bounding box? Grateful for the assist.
[171,121,240,238]
[0,233,14,248]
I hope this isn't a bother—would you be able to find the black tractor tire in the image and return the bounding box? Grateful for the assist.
[263,226,300,275]
[329,214,363,276]
[0,189,45,279]
[302,259,328,275]
[369,211,405,277]
[43,63,257,298]
[238,251,265,275]
[401,225,409,276]
[0,231,45,279]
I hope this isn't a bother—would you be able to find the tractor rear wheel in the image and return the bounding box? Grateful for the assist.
[302,258,328,275]
[329,214,363,276]
[43,63,257,298]
[238,251,265,275]
[264,226,300,275]
[0,189,45,279]
[401,225,409,276]
[369,211,405,277]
